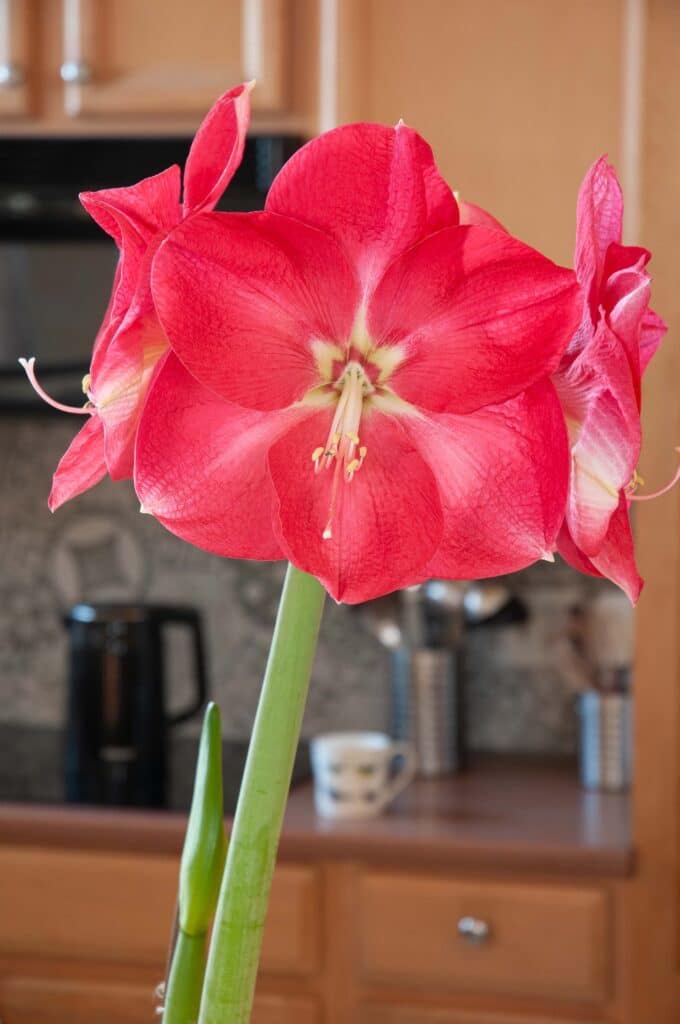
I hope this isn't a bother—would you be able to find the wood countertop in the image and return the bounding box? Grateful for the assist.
[0,759,633,878]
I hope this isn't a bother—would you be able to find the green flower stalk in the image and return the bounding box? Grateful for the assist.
[198,564,326,1024]
[164,702,226,1024]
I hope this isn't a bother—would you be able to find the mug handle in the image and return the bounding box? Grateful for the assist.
[378,742,417,810]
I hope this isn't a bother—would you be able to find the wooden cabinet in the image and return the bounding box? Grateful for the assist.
[0,842,627,1024]
[0,847,320,976]
[58,0,287,119]
[0,976,320,1024]
[0,0,31,118]
[358,872,609,1004]
[0,849,322,1021]
[0,0,318,134]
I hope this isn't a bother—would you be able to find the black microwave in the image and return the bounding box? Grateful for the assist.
[0,135,301,412]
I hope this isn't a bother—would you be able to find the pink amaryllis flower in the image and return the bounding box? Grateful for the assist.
[136,122,581,603]
[21,82,252,512]
[551,156,670,602]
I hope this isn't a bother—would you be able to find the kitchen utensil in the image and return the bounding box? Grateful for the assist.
[400,584,426,647]
[391,647,465,776]
[63,603,207,808]
[310,731,416,820]
[422,580,465,647]
[463,582,528,626]
[578,686,632,791]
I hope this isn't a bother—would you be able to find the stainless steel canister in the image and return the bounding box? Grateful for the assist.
[578,688,632,791]
[390,647,464,777]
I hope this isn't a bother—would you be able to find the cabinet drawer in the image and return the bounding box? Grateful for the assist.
[359,872,610,1003]
[0,847,320,976]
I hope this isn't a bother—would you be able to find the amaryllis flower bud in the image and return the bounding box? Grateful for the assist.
[21,82,252,511]
[136,122,581,603]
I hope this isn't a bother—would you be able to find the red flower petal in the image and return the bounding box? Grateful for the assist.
[457,199,507,232]
[265,122,459,292]
[640,308,667,375]
[557,498,642,604]
[399,380,569,579]
[554,319,641,556]
[267,411,443,603]
[151,211,360,410]
[134,353,287,560]
[80,166,181,325]
[575,156,623,317]
[183,82,252,215]
[48,416,107,512]
[80,165,181,244]
[91,242,169,479]
[369,225,581,414]
[95,313,168,480]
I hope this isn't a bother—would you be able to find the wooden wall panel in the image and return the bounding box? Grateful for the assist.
[352,0,624,267]
[632,1,680,1021]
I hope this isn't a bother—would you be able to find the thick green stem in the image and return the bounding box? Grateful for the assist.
[198,564,326,1024]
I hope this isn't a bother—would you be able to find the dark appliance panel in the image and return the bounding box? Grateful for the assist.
[0,135,301,410]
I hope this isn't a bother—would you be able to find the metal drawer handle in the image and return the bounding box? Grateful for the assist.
[457,915,490,945]
[0,61,24,87]
[60,60,92,85]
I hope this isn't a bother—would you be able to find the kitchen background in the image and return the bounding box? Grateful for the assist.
[0,0,635,793]
[0,412,603,749]
[0,3,678,1021]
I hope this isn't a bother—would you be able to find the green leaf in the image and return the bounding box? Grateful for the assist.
[163,929,207,1024]
[179,701,227,936]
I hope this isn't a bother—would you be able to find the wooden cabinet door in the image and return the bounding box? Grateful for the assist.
[0,847,320,976]
[59,0,287,120]
[0,0,31,118]
[0,976,320,1024]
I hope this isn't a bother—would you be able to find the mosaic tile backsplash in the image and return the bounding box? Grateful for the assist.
[0,414,608,755]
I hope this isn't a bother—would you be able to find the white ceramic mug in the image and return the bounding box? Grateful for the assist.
[310,731,417,820]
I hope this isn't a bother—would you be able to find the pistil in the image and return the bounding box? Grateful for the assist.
[19,357,94,415]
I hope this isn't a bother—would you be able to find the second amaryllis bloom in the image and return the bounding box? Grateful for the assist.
[552,156,667,602]
[136,122,581,603]
[22,82,252,511]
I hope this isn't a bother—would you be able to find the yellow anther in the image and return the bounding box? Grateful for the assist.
[625,468,645,495]
[332,432,340,445]
[81,373,91,395]
[346,458,360,476]
[359,446,367,459]
[346,432,360,445]
[312,446,324,462]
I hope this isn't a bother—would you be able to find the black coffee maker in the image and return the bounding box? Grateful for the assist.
[64,604,208,808]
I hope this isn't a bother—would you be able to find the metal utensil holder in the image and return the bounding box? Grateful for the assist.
[578,688,632,791]
[391,647,464,777]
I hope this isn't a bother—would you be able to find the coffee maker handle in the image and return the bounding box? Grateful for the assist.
[160,608,209,725]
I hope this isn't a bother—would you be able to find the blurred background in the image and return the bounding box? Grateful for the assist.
[0,2,678,1023]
